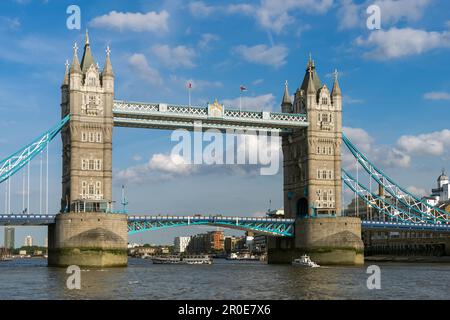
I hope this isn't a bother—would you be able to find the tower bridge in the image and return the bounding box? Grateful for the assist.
[1,33,449,267]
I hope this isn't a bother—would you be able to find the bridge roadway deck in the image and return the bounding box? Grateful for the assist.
[1,214,449,233]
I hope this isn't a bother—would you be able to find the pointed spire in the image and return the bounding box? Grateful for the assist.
[332,68,342,96]
[281,80,292,105]
[301,53,321,93]
[102,45,114,77]
[307,52,313,69]
[62,60,70,86]
[70,42,81,74]
[80,29,95,73]
[306,65,316,94]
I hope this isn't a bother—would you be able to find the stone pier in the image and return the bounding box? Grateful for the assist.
[48,212,128,267]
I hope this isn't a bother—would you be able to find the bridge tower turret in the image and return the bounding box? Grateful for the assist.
[61,31,114,213]
[49,32,127,268]
[269,55,363,265]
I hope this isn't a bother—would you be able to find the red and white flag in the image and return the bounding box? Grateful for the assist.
[240,85,247,92]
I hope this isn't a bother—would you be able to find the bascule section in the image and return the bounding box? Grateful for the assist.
[48,33,127,267]
[268,57,364,265]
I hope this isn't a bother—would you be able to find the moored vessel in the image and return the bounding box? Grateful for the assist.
[292,254,320,268]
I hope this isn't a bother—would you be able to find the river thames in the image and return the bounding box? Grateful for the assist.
[0,258,448,299]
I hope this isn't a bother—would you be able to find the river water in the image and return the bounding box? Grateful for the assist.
[0,258,448,299]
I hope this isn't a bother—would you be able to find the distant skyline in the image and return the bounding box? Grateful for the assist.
[1,0,450,246]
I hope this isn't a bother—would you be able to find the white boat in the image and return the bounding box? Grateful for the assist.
[292,254,320,268]
[151,255,181,264]
[181,255,212,265]
[150,255,212,265]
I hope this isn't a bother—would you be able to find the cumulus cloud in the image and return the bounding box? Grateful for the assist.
[90,10,169,33]
[151,44,196,68]
[255,0,333,33]
[116,153,196,184]
[343,127,411,169]
[128,53,163,86]
[233,44,288,67]
[356,27,450,60]
[423,92,450,101]
[188,0,332,33]
[397,130,450,156]
[222,94,276,111]
[337,0,431,30]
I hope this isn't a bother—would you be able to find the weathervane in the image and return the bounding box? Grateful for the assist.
[334,69,339,81]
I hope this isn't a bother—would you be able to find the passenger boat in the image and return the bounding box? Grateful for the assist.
[150,255,212,265]
[292,254,320,268]
[181,255,212,265]
[151,255,181,264]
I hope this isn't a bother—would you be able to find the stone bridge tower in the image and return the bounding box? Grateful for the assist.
[284,57,342,218]
[60,32,114,213]
[268,56,364,265]
[48,32,127,268]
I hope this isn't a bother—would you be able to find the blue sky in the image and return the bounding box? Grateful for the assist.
[1,0,450,246]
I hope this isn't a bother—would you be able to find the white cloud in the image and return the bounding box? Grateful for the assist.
[423,92,450,101]
[337,0,431,30]
[188,0,332,33]
[406,186,427,197]
[151,44,196,69]
[343,127,411,169]
[128,53,163,86]
[397,130,450,156]
[255,0,333,33]
[90,10,169,33]
[337,0,361,30]
[356,27,450,60]
[188,1,215,18]
[374,0,431,25]
[233,44,288,67]
[222,93,276,111]
[116,153,195,184]
[198,33,220,50]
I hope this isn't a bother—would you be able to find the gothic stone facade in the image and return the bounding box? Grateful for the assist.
[282,59,342,219]
[60,37,114,213]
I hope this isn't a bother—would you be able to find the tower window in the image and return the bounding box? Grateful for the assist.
[322,97,328,105]
[95,159,102,171]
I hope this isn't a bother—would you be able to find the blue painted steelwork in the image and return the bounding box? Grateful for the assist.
[342,169,436,224]
[0,115,70,184]
[127,215,295,237]
[361,220,450,233]
[2,213,449,234]
[342,134,449,223]
[113,100,308,132]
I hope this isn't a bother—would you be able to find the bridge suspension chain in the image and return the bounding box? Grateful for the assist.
[342,169,435,224]
[0,115,68,214]
[342,134,449,223]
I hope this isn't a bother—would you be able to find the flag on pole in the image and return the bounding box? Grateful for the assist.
[187,81,192,107]
[240,85,247,92]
